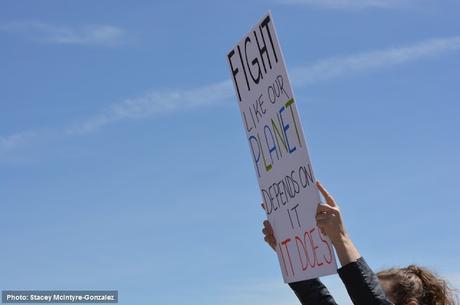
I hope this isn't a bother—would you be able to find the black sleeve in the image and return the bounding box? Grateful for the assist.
[289,278,338,305]
[338,257,393,305]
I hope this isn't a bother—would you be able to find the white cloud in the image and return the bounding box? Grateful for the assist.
[0,130,37,150]
[0,81,233,151]
[67,35,460,134]
[65,80,233,134]
[0,21,125,46]
[278,0,417,10]
[291,36,460,86]
[1,35,460,151]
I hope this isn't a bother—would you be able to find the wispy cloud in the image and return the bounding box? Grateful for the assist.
[66,80,233,134]
[277,0,417,10]
[0,21,126,46]
[68,35,460,134]
[0,130,37,150]
[1,35,460,152]
[0,81,233,153]
[291,36,460,86]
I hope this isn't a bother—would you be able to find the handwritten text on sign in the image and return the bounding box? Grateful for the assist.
[227,12,337,283]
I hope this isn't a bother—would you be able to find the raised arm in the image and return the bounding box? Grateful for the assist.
[289,278,338,305]
[315,181,393,305]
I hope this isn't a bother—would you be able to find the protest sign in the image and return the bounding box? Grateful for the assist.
[227,12,337,283]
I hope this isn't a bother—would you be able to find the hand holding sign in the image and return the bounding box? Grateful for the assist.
[260,182,346,249]
[263,181,361,268]
[315,181,345,243]
[315,181,361,266]
[261,204,277,251]
[261,182,341,253]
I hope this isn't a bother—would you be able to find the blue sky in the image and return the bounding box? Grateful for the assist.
[1,1,459,305]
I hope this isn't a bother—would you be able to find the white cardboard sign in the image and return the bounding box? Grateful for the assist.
[227,12,337,283]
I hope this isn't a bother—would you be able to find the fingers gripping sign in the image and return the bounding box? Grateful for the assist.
[261,203,277,251]
[315,181,347,244]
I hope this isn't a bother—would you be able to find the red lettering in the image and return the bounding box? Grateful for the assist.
[279,227,334,280]
[281,238,295,276]
[304,231,317,268]
[295,236,309,271]
[278,241,289,277]
[309,227,323,266]
[318,226,334,264]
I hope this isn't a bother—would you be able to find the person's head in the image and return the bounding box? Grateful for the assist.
[377,265,457,305]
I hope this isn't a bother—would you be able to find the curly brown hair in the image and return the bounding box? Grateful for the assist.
[377,265,458,305]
